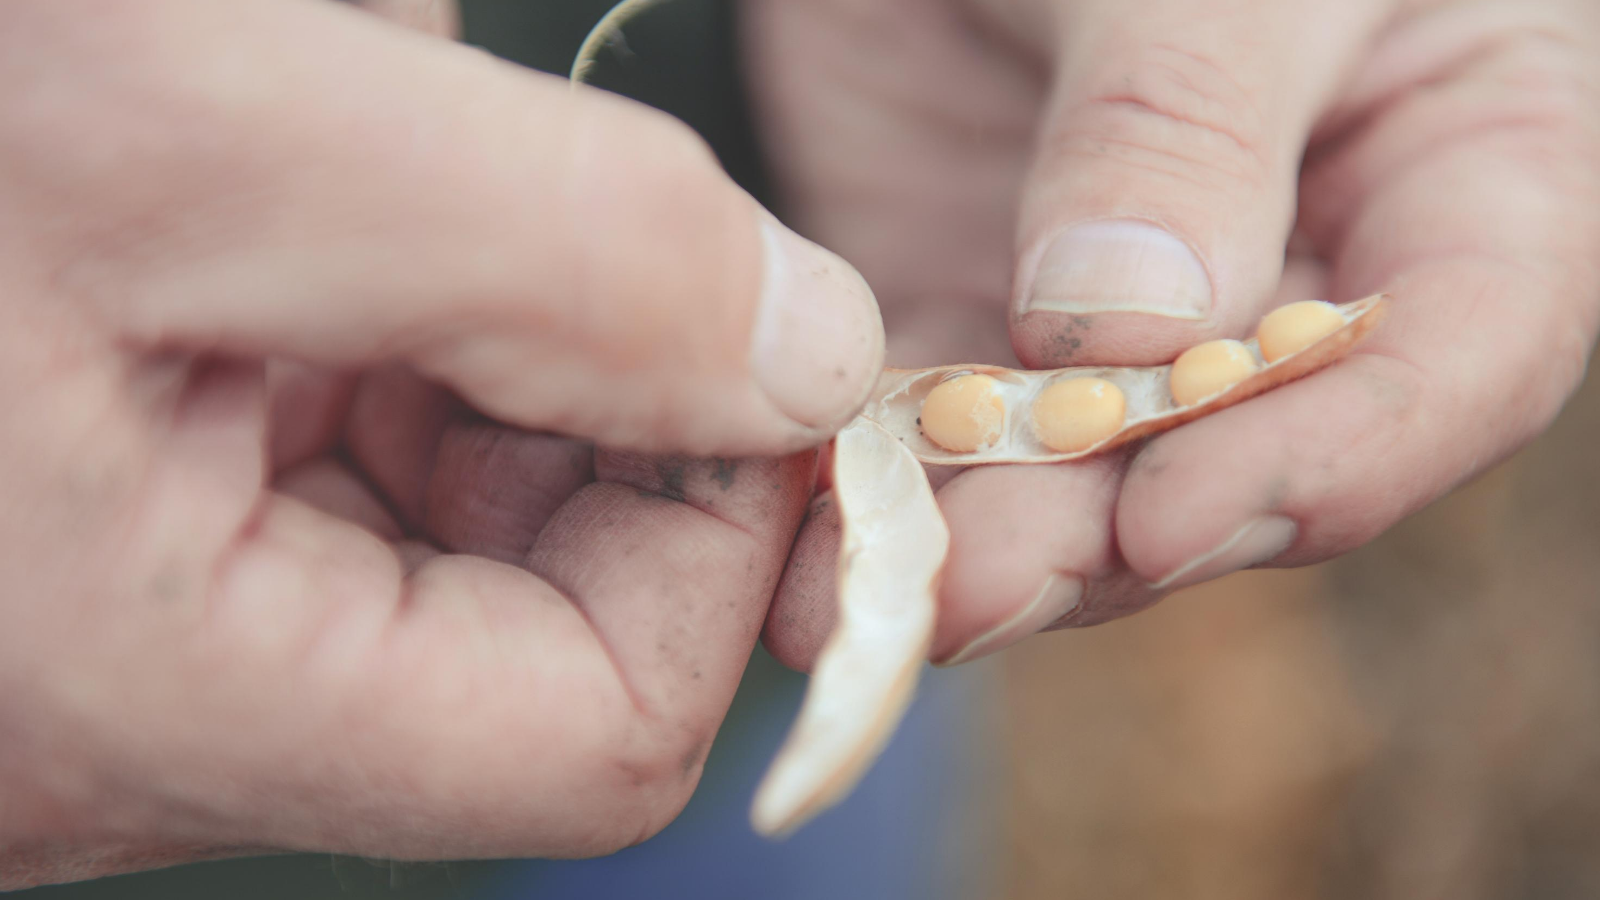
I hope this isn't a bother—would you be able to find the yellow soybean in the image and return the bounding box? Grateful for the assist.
[1032,378,1126,452]
[1257,300,1345,363]
[1170,340,1258,406]
[921,374,1006,452]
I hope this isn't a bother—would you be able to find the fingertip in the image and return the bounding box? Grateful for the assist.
[935,573,1083,666]
[1018,220,1213,322]
[1008,218,1286,368]
[486,108,882,456]
[1147,514,1299,591]
[1006,2,1351,369]
[1012,307,1223,368]
[928,461,1118,661]
[1115,350,1430,587]
[1114,411,1291,585]
[752,212,887,435]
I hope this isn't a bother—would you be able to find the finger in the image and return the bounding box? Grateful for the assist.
[765,454,1125,669]
[926,457,1123,664]
[341,367,597,562]
[421,423,594,564]
[131,448,813,860]
[274,456,404,540]
[266,360,355,472]
[527,451,814,722]
[765,461,964,668]
[342,365,462,527]
[1009,0,1390,366]
[17,0,883,456]
[1117,31,1600,588]
[763,492,841,669]
[350,0,459,37]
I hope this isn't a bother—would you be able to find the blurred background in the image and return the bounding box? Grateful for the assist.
[16,1,1600,897]
[1002,361,1600,899]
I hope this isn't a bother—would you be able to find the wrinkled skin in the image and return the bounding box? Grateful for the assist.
[754,0,1600,666]
[5,0,1600,887]
[0,0,889,887]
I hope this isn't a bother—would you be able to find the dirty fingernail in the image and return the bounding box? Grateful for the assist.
[937,573,1085,667]
[1152,515,1297,591]
[753,211,886,431]
[1022,220,1212,319]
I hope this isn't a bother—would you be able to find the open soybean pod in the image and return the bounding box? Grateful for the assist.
[564,0,954,843]
[750,294,1388,836]
[751,418,949,836]
[570,0,1393,843]
[868,294,1389,466]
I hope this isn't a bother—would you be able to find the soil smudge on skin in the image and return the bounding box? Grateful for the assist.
[656,459,688,502]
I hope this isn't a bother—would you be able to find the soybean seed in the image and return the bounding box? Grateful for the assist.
[921,374,1006,452]
[1032,378,1126,453]
[1170,340,1258,406]
[1257,300,1344,363]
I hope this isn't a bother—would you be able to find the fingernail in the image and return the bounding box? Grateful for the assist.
[937,574,1084,667]
[753,212,886,430]
[1152,515,1297,591]
[1021,220,1212,319]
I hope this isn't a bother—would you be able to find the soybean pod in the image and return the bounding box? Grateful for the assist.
[874,295,1386,465]
[570,2,1391,840]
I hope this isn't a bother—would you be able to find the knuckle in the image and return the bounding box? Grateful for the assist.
[1482,31,1596,119]
[572,720,709,854]
[1429,26,1600,177]
[1050,44,1273,190]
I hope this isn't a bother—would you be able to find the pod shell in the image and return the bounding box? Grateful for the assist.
[863,294,1390,466]
[750,417,949,837]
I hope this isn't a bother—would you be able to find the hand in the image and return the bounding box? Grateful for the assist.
[0,0,884,887]
[753,0,1600,666]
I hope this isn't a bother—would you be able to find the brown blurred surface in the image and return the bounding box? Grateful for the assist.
[1001,361,1600,900]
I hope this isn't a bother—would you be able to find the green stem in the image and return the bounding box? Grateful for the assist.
[569,0,669,86]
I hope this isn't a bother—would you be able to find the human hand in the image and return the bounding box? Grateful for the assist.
[752,0,1600,666]
[0,0,883,887]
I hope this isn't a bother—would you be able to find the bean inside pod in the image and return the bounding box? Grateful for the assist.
[570,1,1392,842]
[752,294,1389,836]
[868,294,1388,466]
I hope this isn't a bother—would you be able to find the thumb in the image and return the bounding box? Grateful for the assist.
[18,0,882,456]
[1010,0,1387,366]
[349,0,459,37]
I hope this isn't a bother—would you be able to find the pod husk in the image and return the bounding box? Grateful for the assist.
[865,294,1390,465]
[750,418,949,836]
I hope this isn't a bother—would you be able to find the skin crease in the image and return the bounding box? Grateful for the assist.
[754,0,1600,666]
[4,0,1599,886]
[0,0,885,887]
